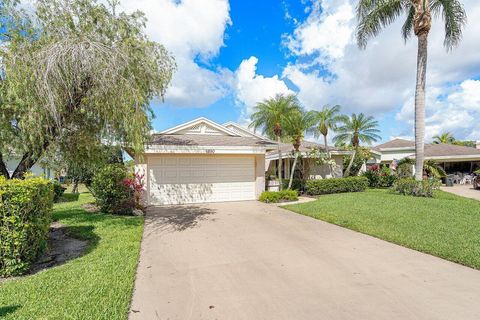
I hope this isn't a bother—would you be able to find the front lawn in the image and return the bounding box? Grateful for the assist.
[0,191,144,319]
[284,189,480,269]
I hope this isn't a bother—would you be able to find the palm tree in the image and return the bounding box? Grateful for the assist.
[333,113,381,176]
[310,105,344,175]
[432,132,455,144]
[283,109,316,189]
[356,0,466,181]
[249,94,301,189]
[397,157,446,178]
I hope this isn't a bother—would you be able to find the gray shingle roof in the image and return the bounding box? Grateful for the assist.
[148,134,275,148]
[266,140,344,156]
[372,138,414,150]
[424,143,480,157]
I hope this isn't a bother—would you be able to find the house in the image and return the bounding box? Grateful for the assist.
[265,141,351,180]
[369,138,480,173]
[134,118,276,205]
[4,156,55,179]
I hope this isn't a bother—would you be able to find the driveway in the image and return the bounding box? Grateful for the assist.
[441,184,480,201]
[130,201,480,320]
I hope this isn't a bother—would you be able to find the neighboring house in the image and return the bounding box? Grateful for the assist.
[4,156,54,179]
[134,118,276,205]
[265,141,351,180]
[370,138,480,173]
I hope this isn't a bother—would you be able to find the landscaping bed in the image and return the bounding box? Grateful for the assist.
[0,191,144,319]
[284,189,480,269]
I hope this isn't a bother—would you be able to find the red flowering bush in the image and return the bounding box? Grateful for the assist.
[123,172,145,210]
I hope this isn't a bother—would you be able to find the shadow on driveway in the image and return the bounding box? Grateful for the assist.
[145,205,217,233]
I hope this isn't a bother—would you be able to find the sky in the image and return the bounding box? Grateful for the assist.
[119,0,480,145]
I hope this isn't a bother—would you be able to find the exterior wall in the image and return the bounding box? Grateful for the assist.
[138,153,263,205]
[377,150,414,163]
[308,155,343,179]
[5,157,53,179]
[254,154,265,198]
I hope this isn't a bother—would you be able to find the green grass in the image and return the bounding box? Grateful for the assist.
[284,189,480,269]
[0,191,144,319]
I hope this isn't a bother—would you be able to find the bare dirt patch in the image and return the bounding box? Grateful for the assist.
[30,222,89,274]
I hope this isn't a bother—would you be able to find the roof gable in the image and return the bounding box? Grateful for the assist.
[223,122,267,139]
[161,117,238,136]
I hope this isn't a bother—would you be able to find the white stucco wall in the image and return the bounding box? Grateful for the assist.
[5,157,52,178]
[308,155,344,179]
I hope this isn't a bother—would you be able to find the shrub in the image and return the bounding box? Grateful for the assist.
[391,178,440,197]
[306,176,368,195]
[90,164,134,215]
[51,180,66,202]
[397,163,414,178]
[0,177,54,276]
[362,165,397,188]
[281,179,305,192]
[259,189,298,203]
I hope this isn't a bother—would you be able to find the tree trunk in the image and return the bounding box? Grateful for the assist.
[277,135,283,190]
[288,150,299,189]
[414,33,428,181]
[11,152,39,179]
[72,179,79,194]
[323,134,333,176]
[344,148,357,177]
[0,152,10,179]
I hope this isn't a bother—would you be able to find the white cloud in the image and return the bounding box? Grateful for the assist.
[282,0,480,141]
[284,1,354,60]
[396,80,480,141]
[233,56,293,118]
[120,0,231,107]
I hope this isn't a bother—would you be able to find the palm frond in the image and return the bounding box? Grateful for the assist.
[401,5,415,42]
[356,0,407,49]
[431,0,467,50]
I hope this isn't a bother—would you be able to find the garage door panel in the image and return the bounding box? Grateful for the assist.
[148,156,256,205]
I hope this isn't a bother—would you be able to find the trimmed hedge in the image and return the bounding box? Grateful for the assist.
[259,190,298,203]
[0,177,54,276]
[392,178,440,197]
[306,176,368,195]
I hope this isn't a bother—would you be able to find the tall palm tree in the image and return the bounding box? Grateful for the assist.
[283,109,316,189]
[356,0,466,181]
[310,104,344,175]
[333,113,381,176]
[249,94,301,189]
[432,132,455,144]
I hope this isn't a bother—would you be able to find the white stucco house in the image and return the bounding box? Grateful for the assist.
[4,156,54,179]
[369,138,480,173]
[133,117,353,205]
[134,118,276,205]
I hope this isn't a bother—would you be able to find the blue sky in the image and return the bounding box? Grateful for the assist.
[92,1,480,143]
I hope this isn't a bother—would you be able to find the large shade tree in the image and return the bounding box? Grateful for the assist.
[333,113,381,176]
[249,94,301,189]
[0,0,175,179]
[356,0,466,180]
[283,109,316,189]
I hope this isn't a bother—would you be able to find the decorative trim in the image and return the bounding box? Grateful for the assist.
[145,145,267,155]
[161,117,238,136]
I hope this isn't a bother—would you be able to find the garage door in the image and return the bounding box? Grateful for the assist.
[148,155,256,205]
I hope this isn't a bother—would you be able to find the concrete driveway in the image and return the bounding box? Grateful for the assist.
[130,201,480,320]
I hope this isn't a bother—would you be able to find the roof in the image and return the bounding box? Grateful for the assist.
[424,143,480,157]
[266,140,350,159]
[372,138,480,160]
[148,134,274,148]
[372,138,414,151]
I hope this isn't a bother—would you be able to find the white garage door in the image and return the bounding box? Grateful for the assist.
[148,155,256,205]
